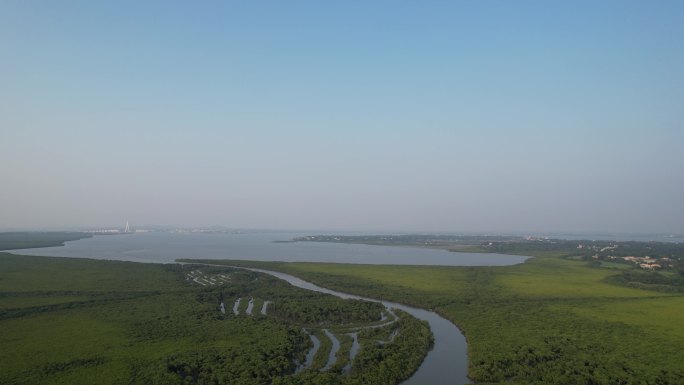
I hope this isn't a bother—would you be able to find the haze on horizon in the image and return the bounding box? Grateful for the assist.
[1,1,683,234]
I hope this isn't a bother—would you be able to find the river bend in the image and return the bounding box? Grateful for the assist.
[231,265,469,385]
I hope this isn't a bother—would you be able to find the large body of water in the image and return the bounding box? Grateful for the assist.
[10,232,530,385]
[12,231,529,266]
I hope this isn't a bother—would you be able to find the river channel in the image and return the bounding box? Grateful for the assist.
[233,265,469,385]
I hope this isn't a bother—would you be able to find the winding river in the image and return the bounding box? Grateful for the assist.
[233,265,469,385]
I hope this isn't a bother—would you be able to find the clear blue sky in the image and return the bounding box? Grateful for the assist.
[1,1,683,233]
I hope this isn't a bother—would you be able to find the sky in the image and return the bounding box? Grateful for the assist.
[1,1,683,233]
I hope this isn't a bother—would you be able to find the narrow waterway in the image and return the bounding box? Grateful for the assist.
[343,332,360,374]
[232,265,469,385]
[245,297,254,315]
[322,329,340,371]
[296,330,321,373]
[261,300,272,315]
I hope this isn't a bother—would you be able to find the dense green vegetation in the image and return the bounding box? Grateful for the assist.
[0,232,91,251]
[205,257,684,385]
[480,238,684,263]
[0,252,432,385]
[0,254,301,385]
[12,231,681,384]
[605,269,684,293]
[281,311,432,385]
[349,310,433,384]
[270,296,382,325]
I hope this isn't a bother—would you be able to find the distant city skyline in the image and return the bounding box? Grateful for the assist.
[2,224,682,240]
[2,1,683,233]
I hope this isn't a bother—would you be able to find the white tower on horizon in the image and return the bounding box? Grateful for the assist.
[124,220,130,233]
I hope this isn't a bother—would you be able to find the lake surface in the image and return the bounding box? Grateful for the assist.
[12,231,529,266]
